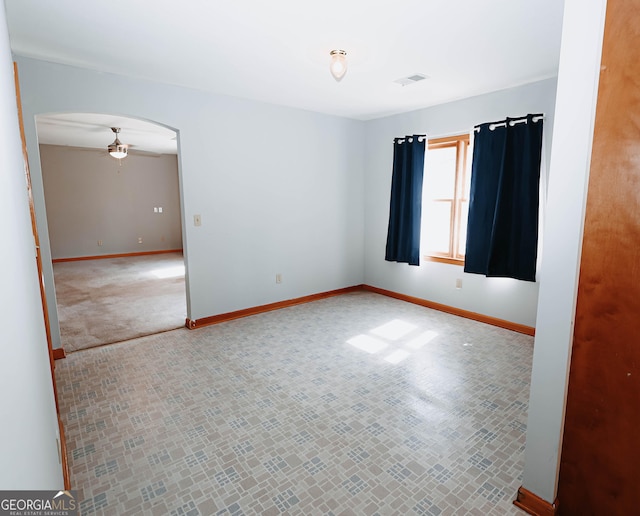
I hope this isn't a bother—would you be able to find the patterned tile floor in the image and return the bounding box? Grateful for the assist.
[56,292,532,515]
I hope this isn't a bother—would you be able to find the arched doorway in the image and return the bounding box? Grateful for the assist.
[36,113,187,352]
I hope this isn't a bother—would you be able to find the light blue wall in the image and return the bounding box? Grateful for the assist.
[0,4,63,488]
[16,55,558,348]
[15,56,366,348]
[523,0,606,502]
[363,78,558,327]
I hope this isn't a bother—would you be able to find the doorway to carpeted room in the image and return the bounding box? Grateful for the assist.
[53,252,186,352]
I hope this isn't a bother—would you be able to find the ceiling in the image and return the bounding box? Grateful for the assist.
[5,0,565,153]
[35,114,178,155]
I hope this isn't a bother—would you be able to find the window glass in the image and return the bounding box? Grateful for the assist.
[422,200,452,255]
[421,134,470,264]
[424,146,457,199]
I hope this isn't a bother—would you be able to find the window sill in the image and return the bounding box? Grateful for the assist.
[423,255,465,266]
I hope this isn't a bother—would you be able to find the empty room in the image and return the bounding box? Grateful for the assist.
[3,1,639,515]
[38,117,187,352]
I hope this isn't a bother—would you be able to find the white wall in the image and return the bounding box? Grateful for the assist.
[0,2,63,488]
[522,0,607,503]
[15,56,365,348]
[363,79,557,327]
[40,144,182,259]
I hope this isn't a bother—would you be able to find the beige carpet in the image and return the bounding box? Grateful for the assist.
[53,252,186,352]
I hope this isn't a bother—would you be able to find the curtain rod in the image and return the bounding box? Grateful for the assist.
[474,114,544,132]
[394,135,427,144]
[393,113,545,142]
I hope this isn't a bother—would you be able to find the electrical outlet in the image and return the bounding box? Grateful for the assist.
[276,273,282,284]
[455,278,462,289]
[98,240,103,246]
[138,237,143,244]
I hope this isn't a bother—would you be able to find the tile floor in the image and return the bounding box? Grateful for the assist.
[56,292,532,515]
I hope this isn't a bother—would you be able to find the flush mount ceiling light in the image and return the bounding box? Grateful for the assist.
[107,127,128,159]
[329,50,347,82]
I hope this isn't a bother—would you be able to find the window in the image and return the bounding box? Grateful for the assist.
[421,134,470,264]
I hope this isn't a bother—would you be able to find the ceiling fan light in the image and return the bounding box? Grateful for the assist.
[108,142,128,159]
[329,50,347,82]
[107,127,128,159]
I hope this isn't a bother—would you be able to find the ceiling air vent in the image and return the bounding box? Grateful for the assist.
[394,73,429,87]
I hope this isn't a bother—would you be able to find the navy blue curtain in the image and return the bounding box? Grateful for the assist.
[464,114,544,281]
[385,135,426,266]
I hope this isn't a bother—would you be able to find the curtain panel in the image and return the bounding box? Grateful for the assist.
[464,114,544,281]
[385,135,426,266]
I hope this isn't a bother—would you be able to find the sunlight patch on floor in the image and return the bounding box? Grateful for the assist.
[384,349,411,364]
[150,265,185,279]
[370,319,417,340]
[347,319,442,366]
[406,330,439,350]
[347,335,388,354]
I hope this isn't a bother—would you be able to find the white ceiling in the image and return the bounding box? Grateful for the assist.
[5,0,565,152]
[35,114,178,155]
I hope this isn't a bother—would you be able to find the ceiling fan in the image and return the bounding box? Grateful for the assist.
[107,127,129,159]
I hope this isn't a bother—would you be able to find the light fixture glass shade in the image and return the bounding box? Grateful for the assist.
[329,50,347,81]
[108,141,128,159]
[108,127,128,159]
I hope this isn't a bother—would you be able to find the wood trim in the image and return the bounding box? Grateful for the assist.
[428,133,470,147]
[58,416,70,491]
[514,486,558,516]
[14,63,60,413]
[17,57,70,494]
[187,284,534,336]
[361,285,535,336]
[424,133,470,260]
[423,255,465,266]
[52,348,66,360]
[186,286,363,329]
[557,2,640,511]
[454,137,469,260]
[52,249,183,263]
